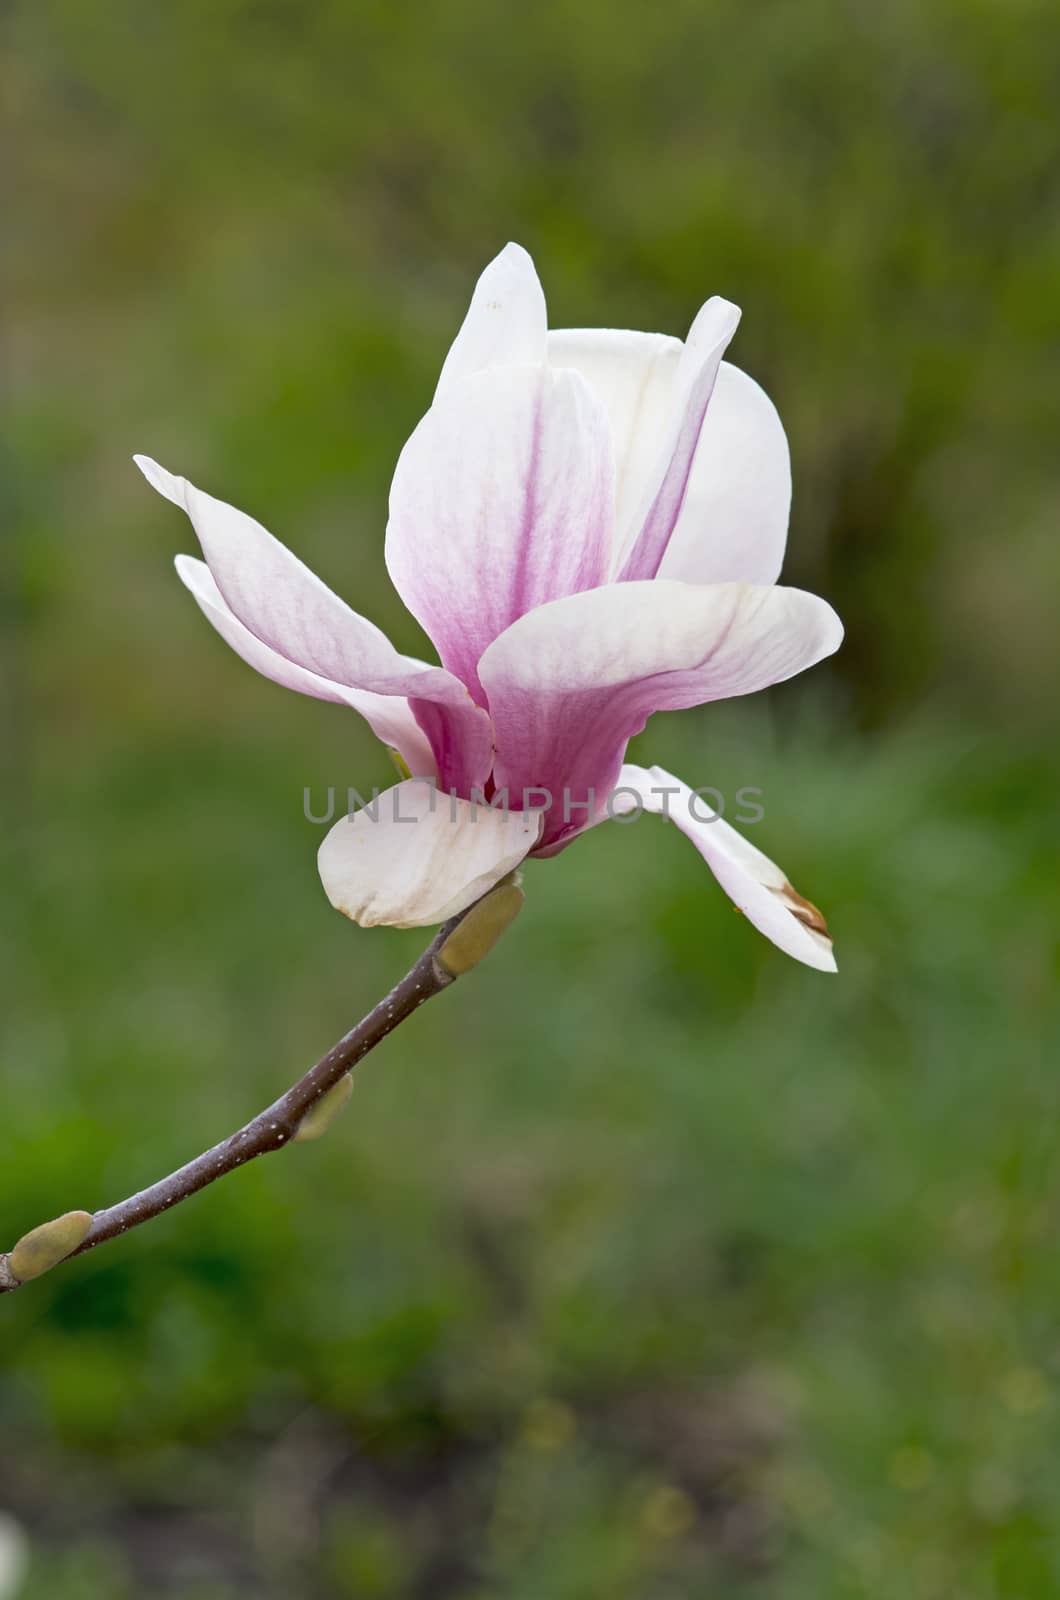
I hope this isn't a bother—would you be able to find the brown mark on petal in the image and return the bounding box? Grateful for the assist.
[778,881,830,938]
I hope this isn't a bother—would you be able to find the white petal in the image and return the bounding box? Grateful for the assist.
[616,764,836,972]
[656,362,791,586]
[386,365,614,698]
[137,455,185,507]
[176,556,436,776]
[548,327,683,545]
[482,579,842,701]
[317,779,539,929]
[434,242,547,402]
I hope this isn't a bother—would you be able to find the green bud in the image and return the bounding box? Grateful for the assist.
[437,876,525,977]
[294,1074,354,1142]
[9,1210,93,1282]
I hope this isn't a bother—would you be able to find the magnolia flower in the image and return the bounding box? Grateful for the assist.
[136,243,842,970]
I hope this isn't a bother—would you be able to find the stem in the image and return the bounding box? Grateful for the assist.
[0,907,473,1295]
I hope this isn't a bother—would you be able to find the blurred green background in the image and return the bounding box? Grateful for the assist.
[3,1,1059,1595]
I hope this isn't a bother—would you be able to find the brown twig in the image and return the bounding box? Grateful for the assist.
[1,902,486,1295]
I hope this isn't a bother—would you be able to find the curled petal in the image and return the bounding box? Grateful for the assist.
[656,363,791,587]
[176,556,436,776]
[138,455,426,689]
[434,242,547,401]
[317,780,539,929]
[615,764,836,972]
[137,456,492,793]
[548,327,682,546]
[551,326,791,588]
[617,297,741,581]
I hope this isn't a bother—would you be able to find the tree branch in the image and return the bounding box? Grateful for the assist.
[1,894,507,1295]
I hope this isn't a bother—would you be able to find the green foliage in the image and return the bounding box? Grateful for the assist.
[3,0,1059,1594]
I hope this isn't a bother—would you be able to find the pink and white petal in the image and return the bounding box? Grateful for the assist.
[548,327,683,549]
[479,579,843,849]
[617,298,742,581]
[137,456,492,792]
[176,556,437,776]
[317,779,539,929]
[656,363,791,587]
[434,242,547,402]
[614,764,836,971]
[386,365,614,700]
[138,455,413,689]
